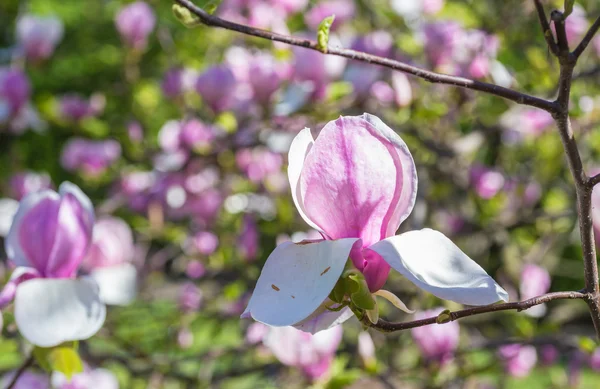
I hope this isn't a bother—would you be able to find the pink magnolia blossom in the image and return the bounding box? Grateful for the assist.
[179,282,203,313]
[498,344,537,378]
[115,1,156,50]
[191,231,219,256]
[520,264,551,317]
[185,260,206,279]
[238,214,259,261]
[58,94,104,122]
[82,217,137,306]
[195,65,237,113]
[263,325,342,381]
[162,67,184,99]
[9,171,53,200]
[0,68,30,115]
[541,345,559,366]
[242,114,507,334]
[236,147,283,184]
[16,15,64,62]
[61,138,121,176]
[0,183,105,347]
[52,367,119,389]
[591,347,600,371]
[358,331,376,368]
[552,5,588,45]
[412,308,460,365]
[246,321,270,344]
[305,0,355,31]
[470,165,505,199]
[2,371,49,389]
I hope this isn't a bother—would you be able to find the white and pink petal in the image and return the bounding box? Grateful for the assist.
[370,229,508,306]
[242,238,359,329]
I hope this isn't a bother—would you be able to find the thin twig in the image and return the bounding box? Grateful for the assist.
[365,291,587,333]
[6,354,34,389]
[173,0,557,112]
[533,0,559,55]
[573,15,600,59]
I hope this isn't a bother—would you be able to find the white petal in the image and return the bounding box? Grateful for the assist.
[90,263,137,306]
[5,190,59,268]
[293,306,354,334]
[370,229,508,305]
[374,289,414,313]
[287,128,325,234]
[243,238,358,327]
[0,198,19,237]
[14,278,106,347]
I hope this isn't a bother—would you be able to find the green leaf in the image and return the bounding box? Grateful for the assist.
[563,0,574,18]
[328,278,347,304]
[316,15,335,53]
[33,343,83,379]
[348,273,375,310]
[435,309,452,324]
[172,4,202,28]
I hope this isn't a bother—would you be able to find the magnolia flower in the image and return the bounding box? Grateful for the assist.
[520,264,551,317]
[263,325,342,381]
[61,138,121,176]
[358,331,376,368]
[115,1,156,50]
[0,68,30,115]
[238,214,259,261]
[16,15,64,62]
[1,371,49,389]
[195,65,237,113]
[81,217,137,306]
[9,171,53,200]
[242,114,508,334]
[412,308,460,365]
[0,183,105,347]
[591,347,600,371]
[52,368,119,389]
[498,344,537,378]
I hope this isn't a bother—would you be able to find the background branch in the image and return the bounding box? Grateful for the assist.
[5,354,34,389]
[173,0,557,112]
[533,0,559,55]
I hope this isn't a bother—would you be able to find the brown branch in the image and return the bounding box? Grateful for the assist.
[5,354,34,389]
[551,28,600,338]
[551,10,570,55]
[533,0,559,56]
[573,15,600,59]
[366,291,587,333]
[173,0,557,113]
[590,173,600,188]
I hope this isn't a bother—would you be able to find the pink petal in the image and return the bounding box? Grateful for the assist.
[299,113,417,247]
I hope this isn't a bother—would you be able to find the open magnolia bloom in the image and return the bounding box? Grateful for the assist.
[243,113,508,333]
[1,182,105,347]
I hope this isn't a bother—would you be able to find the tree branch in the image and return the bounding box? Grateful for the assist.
[590,173,600,188]
[173,0,557,112]
[5,354,34,389]
[573,15,600,59]
[365,291,587,333]
[533,0,559,56]
[551,10,570,55]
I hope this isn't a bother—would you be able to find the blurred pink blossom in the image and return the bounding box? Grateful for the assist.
[179,282,203,312]
[498,344,537,378]
[58,94,104,122]
[246,321,270,344]
[238,214,259,261]
[195,65,237,113]
[2,371,48,389]
[16,15,64,62]
[9,171,52,200]
[591,347,600,371]
[540,345,559,366]
[61,138,121,176]
[185,260,206,279]
[412,308,460,365]
[305,0,355,31]
[470,165,505,199]
[236,147,283,184]
[191,231,219,256]
[263,325,342,381]
[0,68,30,115]
[52,367,119,389]
[115,1,156,50]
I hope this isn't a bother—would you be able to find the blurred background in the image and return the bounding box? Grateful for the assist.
[1,0,600,388]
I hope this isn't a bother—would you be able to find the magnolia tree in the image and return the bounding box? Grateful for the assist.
[1,0,600,388]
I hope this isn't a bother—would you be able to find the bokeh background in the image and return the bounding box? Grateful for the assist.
[1,0,600,388]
